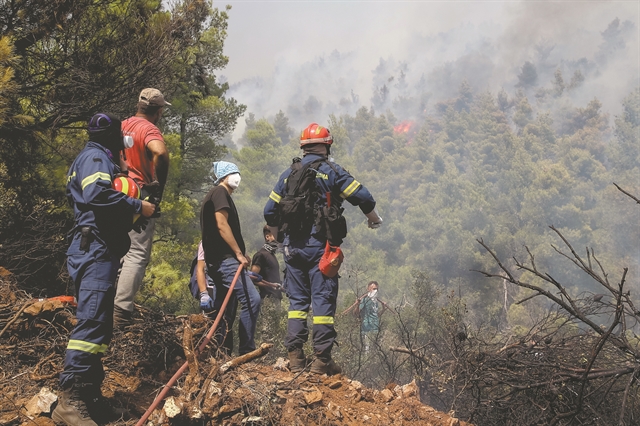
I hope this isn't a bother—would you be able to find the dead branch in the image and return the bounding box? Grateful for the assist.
[0,300,34,339]
[389,346,432,365]
[29,352,59,381]
[471,225,640,424]
[219,343,274,374]
[620,366,640,425]
[613,182,640,204]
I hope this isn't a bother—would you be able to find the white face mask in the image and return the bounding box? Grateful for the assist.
[368,289,378,299]
[226,173,241,190]
[123,135,134,149]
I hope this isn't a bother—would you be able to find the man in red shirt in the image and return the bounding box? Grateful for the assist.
[113,88,171,328]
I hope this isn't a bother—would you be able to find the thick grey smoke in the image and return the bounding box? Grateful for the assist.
[221,1,638,140]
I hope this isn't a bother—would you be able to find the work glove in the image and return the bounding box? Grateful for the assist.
[365,208,383,229]
[248,271,263,282]
[200,291,214,312]
[274,283,284,292]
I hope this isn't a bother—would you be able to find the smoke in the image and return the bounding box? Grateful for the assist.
[221,1,638,141]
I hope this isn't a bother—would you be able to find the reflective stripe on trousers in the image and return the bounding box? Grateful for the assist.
[283,235,338,357]
[60,232,118,388]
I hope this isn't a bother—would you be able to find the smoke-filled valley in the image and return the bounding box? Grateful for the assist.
[1,0,639,424]
[216,3,640,422]
[222,2,639,331]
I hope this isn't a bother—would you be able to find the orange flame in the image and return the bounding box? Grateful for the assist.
[393,121,414,134]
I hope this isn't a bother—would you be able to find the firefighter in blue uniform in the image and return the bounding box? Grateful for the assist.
[53,113,156,426]
[264,123,383,375]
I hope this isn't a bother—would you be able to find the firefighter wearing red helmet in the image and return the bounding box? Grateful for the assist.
[299,122,334,145]
[264,122,382,376]
[53,114,155,426]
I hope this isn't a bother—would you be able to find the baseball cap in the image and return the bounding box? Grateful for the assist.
[139,88,171,107]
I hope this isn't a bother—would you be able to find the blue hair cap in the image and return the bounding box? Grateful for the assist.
[211,161,240,185]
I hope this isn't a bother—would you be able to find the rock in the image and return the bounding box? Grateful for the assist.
[189,406,203,419]
[401,379,419,398]
[361,389,375,402]
[304,388,323,405]
[326,402,343,419]
[163,396,182,418]
[24,387,57,417]
[273,357,288,371]
[378,389,394,403]
[393,385,403,398]
[363,415,371,421]
[327,379,342,389]
[349,380,364,391]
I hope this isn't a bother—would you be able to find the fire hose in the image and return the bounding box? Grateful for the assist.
[135,263,243,426]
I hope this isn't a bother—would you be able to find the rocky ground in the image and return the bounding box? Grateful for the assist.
[0,268,469,426]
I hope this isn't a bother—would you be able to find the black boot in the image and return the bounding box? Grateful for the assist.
[52,382,98,426]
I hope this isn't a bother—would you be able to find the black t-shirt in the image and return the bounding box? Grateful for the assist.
[201,185,245,265]
[251,247,282,299]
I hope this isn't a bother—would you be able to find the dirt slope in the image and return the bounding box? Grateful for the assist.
[0,268,469,425]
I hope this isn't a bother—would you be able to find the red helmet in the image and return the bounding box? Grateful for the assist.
[112,176,141,199]
[300,123,333,146]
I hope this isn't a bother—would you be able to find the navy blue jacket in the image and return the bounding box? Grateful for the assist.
[264,154,376,239]
[66,141,142,257]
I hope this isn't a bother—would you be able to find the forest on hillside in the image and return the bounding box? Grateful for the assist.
[1,1,639,424]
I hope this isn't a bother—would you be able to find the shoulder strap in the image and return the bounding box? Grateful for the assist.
[324,160,339,174]
[286,158,320,195]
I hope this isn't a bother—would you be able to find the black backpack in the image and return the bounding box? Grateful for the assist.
[277,158,325,241]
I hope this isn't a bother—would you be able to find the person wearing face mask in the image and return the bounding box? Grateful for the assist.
[250,225,284,310]
[113,88,171,329]
[188,240,239,355]
[200,161,262,356]
[355,281,389,352]
[53,113,156,426]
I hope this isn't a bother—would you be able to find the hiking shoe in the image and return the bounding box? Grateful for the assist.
[113,306,133,330]
[310,358,342,376]
[288,348,307,373]
[52,388,98,426]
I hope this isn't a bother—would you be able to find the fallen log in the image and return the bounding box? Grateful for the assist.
[219,343,274,374]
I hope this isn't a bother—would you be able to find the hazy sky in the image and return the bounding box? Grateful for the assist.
[219,1,639,138]
[223,2,506,81]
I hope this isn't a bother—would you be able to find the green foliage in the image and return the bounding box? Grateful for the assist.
[231,118,297,252]
[0,0,244,294]
[610,88,640,172]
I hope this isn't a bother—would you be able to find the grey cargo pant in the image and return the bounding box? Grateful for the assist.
[114,218,156,312]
